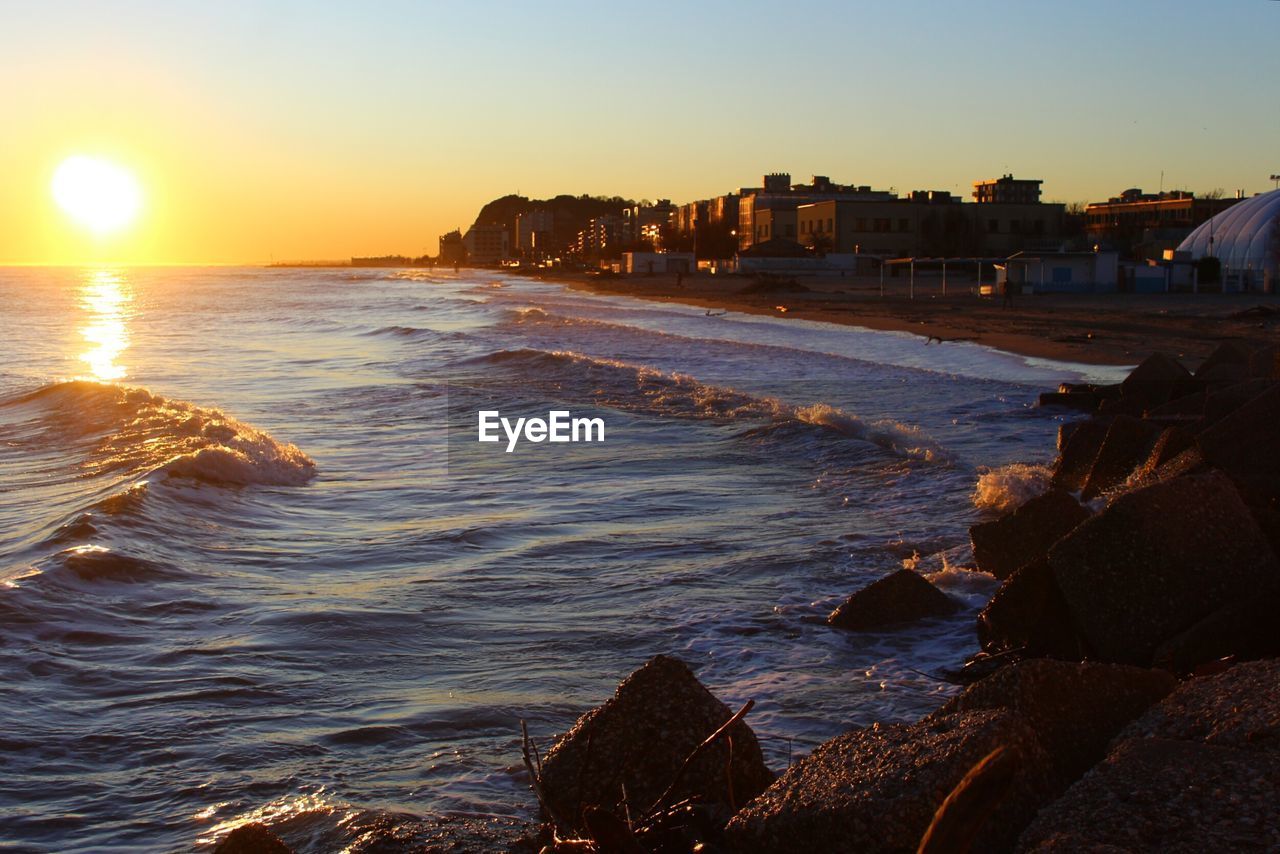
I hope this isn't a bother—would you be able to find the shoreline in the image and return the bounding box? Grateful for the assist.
[504,269,1280,369]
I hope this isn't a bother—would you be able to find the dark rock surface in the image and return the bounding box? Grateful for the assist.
[1119,352,1192,407]
[213,824,293,854]
[827,568,957,631]
[1116,658,1280,752]
[1153,595,1280,672]
[1052,419,1109,492]
[970,490,1089,581]
[1079,416,1162,499]
[937,659,1174,783]
[1197,382,1280,486]
[1048,470,1280,665]
[977,558,1083,659]
[1017,737,1280,853]
[537,655,772,833]
[723,709,1055,854]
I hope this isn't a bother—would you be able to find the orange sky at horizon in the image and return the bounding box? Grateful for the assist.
[3,1,1277,266]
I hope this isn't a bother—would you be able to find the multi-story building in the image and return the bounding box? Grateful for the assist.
[575,215,624,258]
[622,200,675,247]
[973,175,1043,205]
[1085,188,1241,258]
[513,210,555,258]
[438,230,466,265]
[738,174,897,251]
[793,184,1065,257]
[462,224,511,265]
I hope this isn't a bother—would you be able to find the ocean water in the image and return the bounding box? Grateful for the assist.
[0,267,1126,852]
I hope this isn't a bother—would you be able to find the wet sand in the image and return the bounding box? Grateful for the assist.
[516,270,1280,368]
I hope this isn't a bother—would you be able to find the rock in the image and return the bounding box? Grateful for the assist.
[1116,658,1280,752]
[1037,391,1100,412]
[1079,416,1163,500]
[1152,595,1280,672]
[214,824,293,854]
[1144,389,1205,419]
[1130,424,1195,482]
[1201,378,1277,426]
[1052,419,1109,492]
[723,709,1055,854]
[1016,737,1280,853]
[936,660,1174,783]
[827,569,958,631]
[970,490,1090,581]
[1247,342,1280,378]
[1197,383,1280,486]
[1049,471,1280,665]
[1194,340,1255,381]
[1119,352,1192,407]
[537,655,772,833]
[977,558,1084,660]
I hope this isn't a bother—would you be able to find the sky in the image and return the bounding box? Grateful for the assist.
[1,0,1278,265]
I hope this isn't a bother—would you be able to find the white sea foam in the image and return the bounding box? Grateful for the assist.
[9,381,316,487]
[971,462,1053,513]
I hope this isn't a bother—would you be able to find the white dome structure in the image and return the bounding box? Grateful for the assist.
[1178,189,1280,288]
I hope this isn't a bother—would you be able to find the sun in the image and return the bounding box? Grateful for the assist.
[52,155,143,235]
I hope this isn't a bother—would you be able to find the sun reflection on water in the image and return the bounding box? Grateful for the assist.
[79,270,132,381]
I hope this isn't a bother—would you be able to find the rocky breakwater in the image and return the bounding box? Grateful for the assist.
[522,342,1280,854]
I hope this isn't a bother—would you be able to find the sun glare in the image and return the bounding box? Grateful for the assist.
[52,156,142,235]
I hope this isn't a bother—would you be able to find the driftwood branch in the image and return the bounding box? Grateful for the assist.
[644,699,755,817]
[520,719,570,837]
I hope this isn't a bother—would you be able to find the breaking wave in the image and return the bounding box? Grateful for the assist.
[2,381,316,487]
[971,462,1053,513]
[472,348,946,461]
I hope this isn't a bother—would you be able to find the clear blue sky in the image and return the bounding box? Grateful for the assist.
[3,0,1278,261]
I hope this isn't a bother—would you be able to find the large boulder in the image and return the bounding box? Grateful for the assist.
[1119,352,1192,407]
[1197,382,1280,487]
[1194,340,1255,383]
[970,490,1090,581]
[1152,594,1280,672]
[1016,737,1280,853]
[936,660,1174,783]
[537,655,773,833]
[977,558,1084,660]
[1018,660,1280,852]
[1115,658,1280,752]
[1048,470,1280,665]
[1052,419,1109,492]
[827,569,957,631]
[1079,416,1162,500]
[723,709,1055,854]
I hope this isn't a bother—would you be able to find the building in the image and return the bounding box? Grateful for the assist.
[462,224,511,265]
[622,200,675,248]
[1000,250,1120,293]
[438,230,466,265]
[1178,189,1280,292]
[622,251,694,274]
[1085,188,1242,260]
[792,188,1064,258]
[574,215,623,259]
[738,174,896,251]
[514,210,555,258]
[973,175,1043,205]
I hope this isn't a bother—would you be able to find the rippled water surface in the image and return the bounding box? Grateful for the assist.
[0,267,1123,851]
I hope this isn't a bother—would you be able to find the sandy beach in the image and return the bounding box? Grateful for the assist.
[515,270,1280,368]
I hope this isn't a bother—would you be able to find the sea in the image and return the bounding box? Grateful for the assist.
[0,267,1128,852]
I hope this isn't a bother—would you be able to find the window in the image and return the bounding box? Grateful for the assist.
[856,218,867,232]
[898,218,909,232]
[827,218,833,233]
